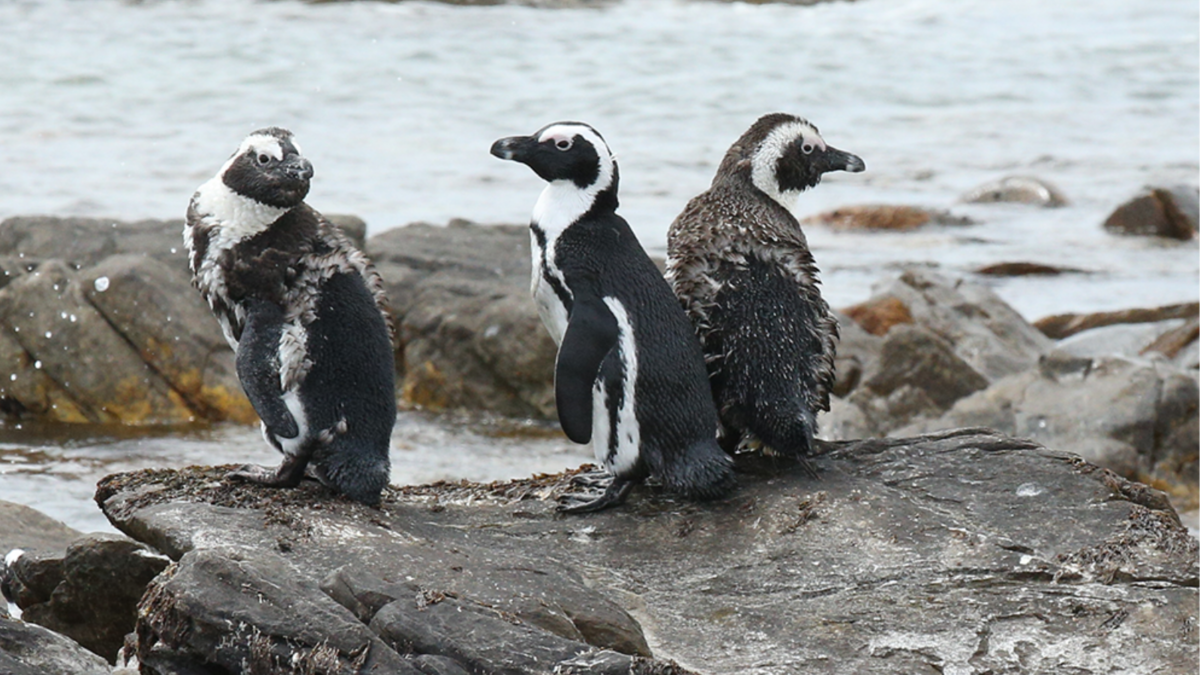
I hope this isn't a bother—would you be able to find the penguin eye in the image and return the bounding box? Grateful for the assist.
[801,143,815,155]
[257,153,271,165]
[554,138,573,151]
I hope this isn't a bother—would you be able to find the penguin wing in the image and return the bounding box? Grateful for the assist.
[555,292,619,444]
[235,298,300,439]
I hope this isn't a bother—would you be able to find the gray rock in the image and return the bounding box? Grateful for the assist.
[139,546,421,674]
[862,324,989,410]
[8,533,170,662]
[96,429,1197,674]
[0,614,110,675]
[79,255,255,423]
[898,354,1198,501]
[0,260,196,423]
[368,220,556,417]
[0,216,186,269]
[1103,186,1198,240]
[960,175,1069,207]
[1055,319,1190,360]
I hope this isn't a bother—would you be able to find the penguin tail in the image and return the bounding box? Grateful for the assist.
[754,400,817,460]
[314,439,391,507]
[662,439,736,502]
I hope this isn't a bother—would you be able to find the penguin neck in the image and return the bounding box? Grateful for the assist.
[532,168,620,237]
[193,175,290,248]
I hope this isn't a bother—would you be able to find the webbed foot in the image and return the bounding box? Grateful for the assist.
[226,453,310,489]
[557,476,635,514]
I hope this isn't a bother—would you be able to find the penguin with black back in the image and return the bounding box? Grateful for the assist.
[667,113,865,470]
[490,121,735,513]
[185,127,395,506]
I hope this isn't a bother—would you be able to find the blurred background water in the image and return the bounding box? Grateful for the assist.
[0,0,1196,532]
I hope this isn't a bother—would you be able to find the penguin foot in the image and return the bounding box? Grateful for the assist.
[557,476,635,514]
[227,454,310,489]
[568,468,614,490]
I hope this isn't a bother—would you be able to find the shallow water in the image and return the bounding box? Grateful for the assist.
[0,0,1197,532]
[0,413,590,533]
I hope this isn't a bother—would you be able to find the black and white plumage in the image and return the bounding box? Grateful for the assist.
[667,113,865,467]
[490,121,734,513]
[185,127,395,506]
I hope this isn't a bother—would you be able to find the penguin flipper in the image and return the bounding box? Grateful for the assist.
[236,298,300,440]
[554,293,619,444]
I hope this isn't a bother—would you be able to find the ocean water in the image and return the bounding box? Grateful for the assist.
[0,0,1197,532]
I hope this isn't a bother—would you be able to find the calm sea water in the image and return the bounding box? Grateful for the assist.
[0,0,1197,532]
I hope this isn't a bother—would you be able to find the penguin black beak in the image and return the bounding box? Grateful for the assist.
[283,156,314,182]
[822,146,865,174]
[490,135,537,163]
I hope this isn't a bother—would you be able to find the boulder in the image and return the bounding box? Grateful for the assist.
[846,269,1054,381]
[94,429,1197,674]
[0,614,110,675]
[960,175,1069,207]
[5,533,170,662]
[1053,317,1198,365]
[1034,302,1199,340]
[898,353,1198,512]
[1102,186,1198,240]
[802,204,973,231]
[368,220,556,418]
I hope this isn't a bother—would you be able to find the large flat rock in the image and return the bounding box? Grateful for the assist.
[95,429,1197,674]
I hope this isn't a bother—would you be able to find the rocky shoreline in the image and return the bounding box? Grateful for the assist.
[0,181,1197,672]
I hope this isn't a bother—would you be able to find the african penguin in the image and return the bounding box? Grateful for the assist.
[185,127,395,506]
[667,113,865,468]
[490,121,735,513]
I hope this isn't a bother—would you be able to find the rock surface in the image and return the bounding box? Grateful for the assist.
[367,220,557,418]
[1102,186,1199,240]
[0,499,83,558]
[93,429,1198,674]
[4,533,170,662]
[0,217,254,424]
[0,614,111,675]
[960,175,1069,207]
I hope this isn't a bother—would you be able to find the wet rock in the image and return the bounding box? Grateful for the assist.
[79,256,255,423]
[974,261,1087,276]
[0,614,110,675]
[852,269,1054,381]
[368,220,556,418]
[0,260,197,424]
[802,204,974,231]
[852,325,989,430]
[1103,186,1198,240]
[137,547,420,675]
[1054,318,1197,363]
[95,429,1198,674]
[1034,302,1198,340]
[0,216,186,269]
[899,354,1199,511]
[7,533,170,662]
[960,175,1069,207]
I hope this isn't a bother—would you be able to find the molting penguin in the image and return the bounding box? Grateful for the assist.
[667,113,865,467]
[490,121,735,513]
[185,127,395,506]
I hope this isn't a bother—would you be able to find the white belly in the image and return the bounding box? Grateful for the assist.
[534,272,569,345]
[594,297,640,476]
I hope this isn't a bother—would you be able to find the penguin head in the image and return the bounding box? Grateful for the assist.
[219,127,314,209]
[721,113,865,208]
[490,122,617,192]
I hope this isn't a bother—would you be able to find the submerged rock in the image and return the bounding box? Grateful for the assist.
[802,204,973,231]
[92,429,1197,674]
[1103,186,1198,240]
[960,175,1069,207]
